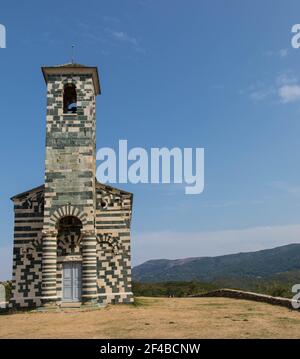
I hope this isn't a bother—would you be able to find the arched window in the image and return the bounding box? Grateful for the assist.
[63,83,77,114]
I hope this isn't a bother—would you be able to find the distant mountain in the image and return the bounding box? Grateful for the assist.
[133,243,300,282]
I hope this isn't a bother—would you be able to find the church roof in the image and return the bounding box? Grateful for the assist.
[10,184,44,201]
[51,62,90,68]
[11,182,132,201]
[41,63,101,95]
[96,182,133,197]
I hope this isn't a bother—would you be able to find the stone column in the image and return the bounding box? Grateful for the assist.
[41,230,58,307]
[81,230,98,305]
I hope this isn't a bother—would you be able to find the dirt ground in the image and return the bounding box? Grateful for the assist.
[0,297,300,339]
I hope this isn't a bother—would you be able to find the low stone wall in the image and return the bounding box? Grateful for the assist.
[190,289,299,310]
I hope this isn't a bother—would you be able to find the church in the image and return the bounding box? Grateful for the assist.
[10,63,134,309]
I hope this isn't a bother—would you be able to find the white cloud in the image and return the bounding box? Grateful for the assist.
[270,181,300,197]
[247,72,300,104]
[104,28,145,54]
[249,86,275,101]
[132,224,300,265]
[275,73,300,104]
[264,48,289,58]
[278,84,300,103]
[276,72,297,86]
[108,29,138,46]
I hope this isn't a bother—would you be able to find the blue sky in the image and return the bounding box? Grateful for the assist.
[1,0,300,279]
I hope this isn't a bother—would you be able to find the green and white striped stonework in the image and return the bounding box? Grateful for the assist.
[41,230,58,306]
[81,230,98,304]
[9,64,134,309]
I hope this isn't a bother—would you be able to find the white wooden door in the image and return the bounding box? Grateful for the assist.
[62,262,81,302]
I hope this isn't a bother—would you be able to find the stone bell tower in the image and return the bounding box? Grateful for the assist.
[41,63,101,306]
[10,63,133,309]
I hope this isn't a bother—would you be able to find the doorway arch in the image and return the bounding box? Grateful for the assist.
[56,216,83,256]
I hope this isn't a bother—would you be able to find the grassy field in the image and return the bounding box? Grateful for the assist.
[0,297,300,339]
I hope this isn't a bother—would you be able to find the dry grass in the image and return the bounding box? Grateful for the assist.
[0,297,300,339]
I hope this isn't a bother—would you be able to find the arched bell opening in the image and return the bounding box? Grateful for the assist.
[63,83,77,114]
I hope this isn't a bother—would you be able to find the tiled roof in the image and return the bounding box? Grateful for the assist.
[41,63,101,95]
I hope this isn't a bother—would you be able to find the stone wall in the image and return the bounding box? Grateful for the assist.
[10,187,44,308]
[95,183,133,304]
[191,289,298,310]
[44,74,97,233]
[10,183,133,308]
